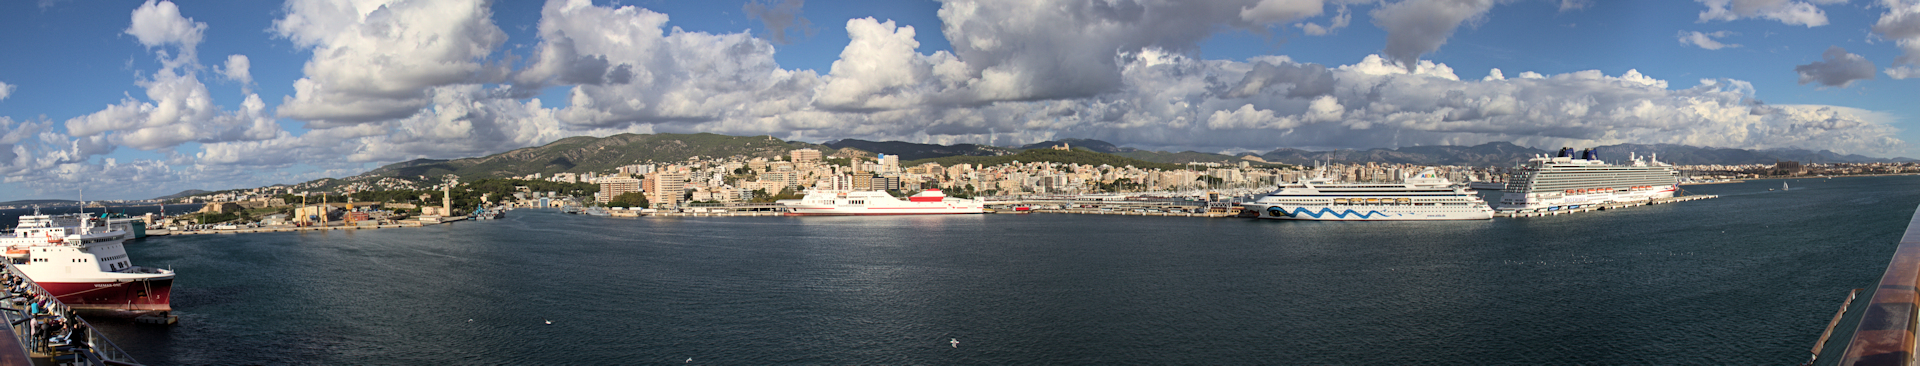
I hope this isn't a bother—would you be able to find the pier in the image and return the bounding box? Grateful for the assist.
[1031,209,1238,218]
[1492,195,1718,218]
[609,211,786,218]
[146,217,472,236]
[0,263,144,366]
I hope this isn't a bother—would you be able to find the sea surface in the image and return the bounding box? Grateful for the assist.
[73,176,1920,365]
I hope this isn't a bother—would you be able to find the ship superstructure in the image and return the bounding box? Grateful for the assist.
[1495,147,1679,212]
[779,189,985,215]
[1241,168,1495,220]
[0,210,173,313]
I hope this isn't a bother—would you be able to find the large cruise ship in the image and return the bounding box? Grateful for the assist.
[779,189,985,215]
[1494,147,1679,212]
[1241,168,1495,220]
[1,210,174,313]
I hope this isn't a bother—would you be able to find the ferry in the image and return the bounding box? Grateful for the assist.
[0,210,173,313]
[1240,168,1495,220]
[778,189,985,216]
[1494,147,1679,212]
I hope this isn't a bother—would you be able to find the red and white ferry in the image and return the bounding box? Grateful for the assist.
[2,210,173,313]
[778,189,985,216]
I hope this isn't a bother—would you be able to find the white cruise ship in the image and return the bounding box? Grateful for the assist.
[1241,168,1494,220]
[778,189,985,215]
[1494,147,1679,212]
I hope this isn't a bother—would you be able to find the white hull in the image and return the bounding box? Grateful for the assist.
[780,190,985,216]
[1242,203,1494,220]
[1242,168,1494,221]
[1496,186,1676,212]
[785,206,986,215]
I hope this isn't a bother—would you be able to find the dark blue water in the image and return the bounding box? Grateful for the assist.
[84,176,1920,365]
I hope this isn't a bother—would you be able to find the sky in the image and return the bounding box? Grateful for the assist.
[3,0,1920,201]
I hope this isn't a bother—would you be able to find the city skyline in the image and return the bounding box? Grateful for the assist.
[4,0,1920,201]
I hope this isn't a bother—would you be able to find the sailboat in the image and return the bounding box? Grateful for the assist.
[1783,182,1789,191]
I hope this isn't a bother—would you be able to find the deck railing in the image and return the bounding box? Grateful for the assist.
[0,261,142,366]
[1836,204,1920,365]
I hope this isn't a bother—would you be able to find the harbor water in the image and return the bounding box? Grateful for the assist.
[81,176,1920,364]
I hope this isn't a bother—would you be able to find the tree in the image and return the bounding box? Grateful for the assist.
[607,192,649,208]
[198,212,238,224]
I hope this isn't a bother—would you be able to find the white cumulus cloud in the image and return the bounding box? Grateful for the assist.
[63,0,281,153]
[1875,0,1920,79]
[219,54,252,86]
[0,81,12,101]
[272,0,508,125]
[1678,30,1741,50]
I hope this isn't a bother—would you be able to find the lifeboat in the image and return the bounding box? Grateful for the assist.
[3,247,26,260]
[1333,198,1349,204]
[1397,198,1412,204]
[1365,198,1380,204]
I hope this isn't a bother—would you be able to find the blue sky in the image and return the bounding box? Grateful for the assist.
[3,0,1919,201]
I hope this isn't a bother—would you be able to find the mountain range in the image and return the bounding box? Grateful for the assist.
[1253,142,1914,166]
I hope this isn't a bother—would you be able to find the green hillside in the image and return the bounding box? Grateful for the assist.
[356,133,826,181]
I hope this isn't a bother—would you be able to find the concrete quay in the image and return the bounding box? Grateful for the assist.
[1493,195,1717,218]
[147,217,469,236]
[608,211,785,218]
[1032,209,1238,218]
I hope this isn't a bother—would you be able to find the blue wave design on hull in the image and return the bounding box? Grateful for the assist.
[1266,206,1400,219]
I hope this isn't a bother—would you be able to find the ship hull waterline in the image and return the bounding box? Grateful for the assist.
[36,277,174,313]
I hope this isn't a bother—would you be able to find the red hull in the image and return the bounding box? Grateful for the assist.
[38,278,173,312]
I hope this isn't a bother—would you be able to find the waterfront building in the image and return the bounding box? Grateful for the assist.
[597,176,641,203]
[644,172,688,208]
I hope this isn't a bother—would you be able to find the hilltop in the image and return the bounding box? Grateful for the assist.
[351,133,824,181]
[152,189,211,200]
[823,139,1014,160]
[0,199,77,207]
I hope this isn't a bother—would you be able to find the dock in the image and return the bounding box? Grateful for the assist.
[1493,195,1717,218]
[1032,209,1238,218]
[607,210,785,218]
[147,217,469,236]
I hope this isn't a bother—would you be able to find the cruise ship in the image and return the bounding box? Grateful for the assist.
[1494,147,1679,212]
[779,189,985,215]
[1,210,174,313]
[1241,168,1495,220]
